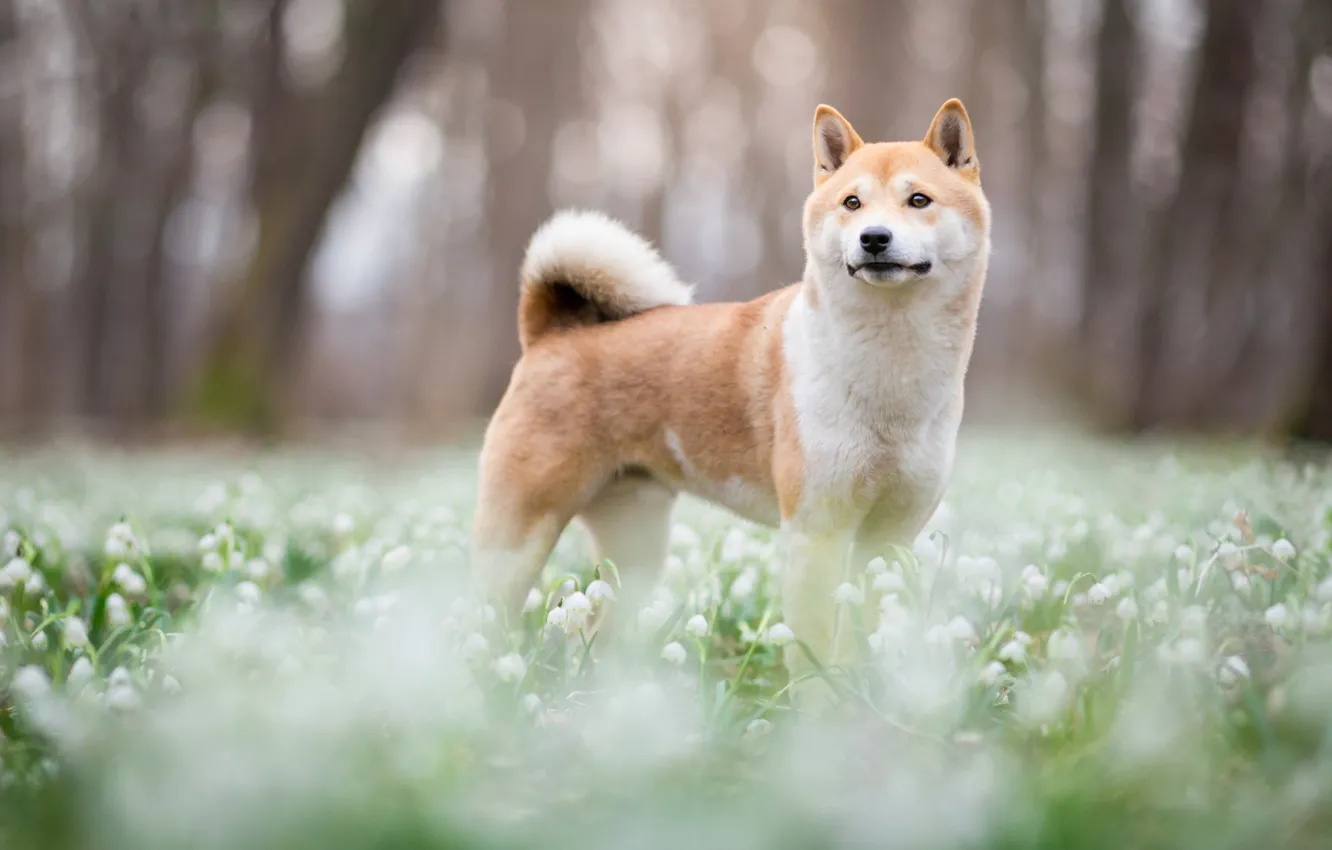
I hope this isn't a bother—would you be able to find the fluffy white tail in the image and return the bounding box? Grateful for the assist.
[517,210,693,348]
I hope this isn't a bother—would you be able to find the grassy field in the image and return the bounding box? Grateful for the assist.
[3,431,1332,849]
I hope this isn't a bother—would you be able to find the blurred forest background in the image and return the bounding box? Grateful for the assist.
[0,0,1329,442]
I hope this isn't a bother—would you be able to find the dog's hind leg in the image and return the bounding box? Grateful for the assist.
[577,472,676,638]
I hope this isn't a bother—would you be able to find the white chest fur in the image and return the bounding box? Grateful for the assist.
[781,286,968,534]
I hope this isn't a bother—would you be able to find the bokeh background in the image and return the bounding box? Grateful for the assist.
[0,0,1328,442]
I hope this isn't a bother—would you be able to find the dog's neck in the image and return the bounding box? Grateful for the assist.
[788,257,987,425]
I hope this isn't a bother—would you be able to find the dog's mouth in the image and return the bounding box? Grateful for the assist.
[847,260,933,278]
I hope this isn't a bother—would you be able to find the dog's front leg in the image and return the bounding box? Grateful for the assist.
[781,524,855,711]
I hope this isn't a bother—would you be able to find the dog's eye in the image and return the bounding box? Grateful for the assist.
[908,193,932,209]
[842,195,861,211]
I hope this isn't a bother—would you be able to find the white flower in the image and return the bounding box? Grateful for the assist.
[1149,600,1169,624]
[2,556,32,585]
[2,530,19,558]
[297,584,327,608]
[745,718,773,737]
[108,522,133,542]
[661,641,688,665]
[832,582,864,606]
[162,675,182,694]
[103,536,128,558]
[106,666,131,689]
[522,693,543,714]
[1218,655,1250,685]
[729,570,757,600]
[980,661,1007,686]
[1047,629,1080,661]
[1087,583,1111,605]
[201,552,224,573]
[31,630,48,651]
[493,652,527,682]
[546,606,569,630]
[1181,605,1208,635]
[1159,637,1206,666]
[1115,597,1139,621]
[867,556,888,574]
[198,534,218,554]
[246,559,270,580]
[1264,603,1289,629]
[1231,572,1251,592]
[1316,577,1332,603]
[67,657,95,690]
[63,617,89,649]
[1014,630,1033,645]
[1272,539,1296,561]
[12,666,50,700]
[107,684,141,711]
[381,545,412,572]
[1022,566,1048,598]
[332,513,355,536]
[873,571,905,593]
[462,633,490,658]
[765,623,795,645]
[1174,544,1193,563]
[945,615,977,643]
[105,593,132,627]
[235,581,262,605]
[684,614,709,638]
[565,591,592,614]
[586,580,615,604]
[669,524,700,550]
[998,641,1027,663]
[118,570,147,597]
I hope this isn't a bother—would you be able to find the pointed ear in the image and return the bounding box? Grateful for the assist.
[924,99,977,172]
[812,105,863,182]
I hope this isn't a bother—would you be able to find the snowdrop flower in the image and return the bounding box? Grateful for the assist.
[1022,565,1048,598]
[1217,541,1242,569]
[586,579,615,604]
[980,661,1007,686]
[297,584,327,608]
[2,530,18,558]
[104,535,129,559]
[946,615,977,643]
[1272,539,1296,561]
[833,583,864,606]
[1047,629,1080,661]
[493,652,527,683]
[546,606,569,631]
[745,718,773,737]
[1051,579,1069,599]
[1218,655,1250,685]
[201,552,224,573]
[198,534,218,554]
[246,559,270,580]
[31,630,48,651]
[564,591,592,621]
[1181,605,1208,635]
[235,581,262,606]
[1315,577,1332,603]
[108,666,132,689]
[381,545,412,573]
[2,556,32,586]
[1301,605,1328,635]
[729,570,757,601]
[873,571,905,593]
[25,572,44,594]
[721,529,747,563]
[1230,572,1250,592]
[522,588,544,614]
[332,513,355,536]
[1115,597,1139,621]
[105,593,132,627]
[1087,583,1111,605]
[1149,600,1169,624]
[1174,544,1193,563]
[765,623,795,646]
[684,614,709,638]
[867,556,888,574]
[522,693,543,714]
[107,684,141,712]
[1014,630,1033,645]
[1264,603,1289,629]
[67,657,95,690]
[117,569,147,597]
[462,633,490,658]
[998,641,1027,663]
[661,641,687,665]
[63,617,89,649]
[669,524,700,550]
[12,666,50,700]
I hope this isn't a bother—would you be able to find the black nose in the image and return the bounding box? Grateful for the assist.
[860,227,892,253]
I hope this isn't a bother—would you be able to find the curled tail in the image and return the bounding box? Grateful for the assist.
[517,210,693,349]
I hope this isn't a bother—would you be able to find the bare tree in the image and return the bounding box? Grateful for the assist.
[0,1,27,427]
[194,0,443,432]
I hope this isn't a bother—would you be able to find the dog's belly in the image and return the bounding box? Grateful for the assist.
[677,474,781,527]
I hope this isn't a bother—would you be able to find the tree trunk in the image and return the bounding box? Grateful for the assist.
[194,0,442,433]
[1132,0,1262,430]
[477,0,589,411]
[0,1,30,429]
[1080,0,1137,422]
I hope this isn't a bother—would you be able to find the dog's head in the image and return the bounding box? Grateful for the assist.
[802,100,990,298]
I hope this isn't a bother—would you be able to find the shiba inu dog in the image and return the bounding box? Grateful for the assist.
[472,100,990,702]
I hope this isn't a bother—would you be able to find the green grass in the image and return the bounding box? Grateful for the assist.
[3,431,1332,848]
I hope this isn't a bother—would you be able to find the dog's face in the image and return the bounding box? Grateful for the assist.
[802,101,990,296]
